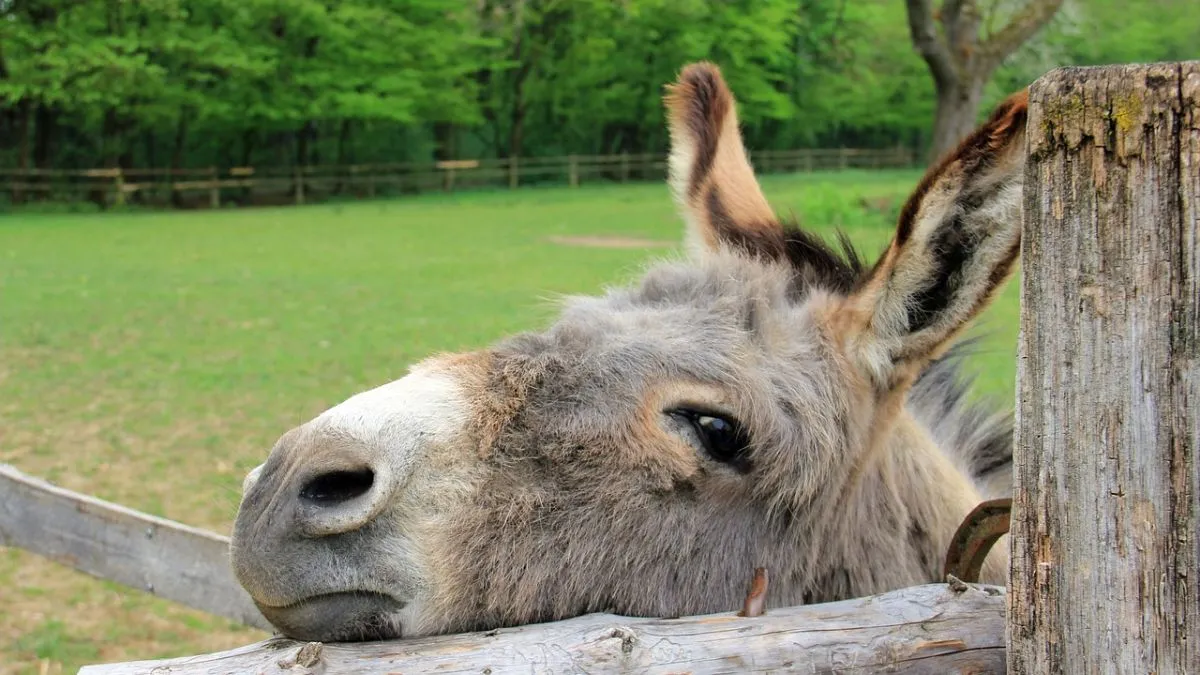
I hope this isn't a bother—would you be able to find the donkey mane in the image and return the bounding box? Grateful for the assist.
[720,219,866,295]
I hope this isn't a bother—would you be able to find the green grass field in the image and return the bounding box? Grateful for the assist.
[0,170,1021,674]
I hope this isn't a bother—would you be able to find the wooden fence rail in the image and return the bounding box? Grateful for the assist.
[0,147,915,209]
[78,584,1006,675]
[0,464,270,631]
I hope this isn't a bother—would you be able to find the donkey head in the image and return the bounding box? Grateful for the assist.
[231,63,1027,641]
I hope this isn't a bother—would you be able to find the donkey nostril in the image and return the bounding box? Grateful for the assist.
[299,469,375,505]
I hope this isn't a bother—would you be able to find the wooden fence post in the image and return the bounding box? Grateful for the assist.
[12,167,25,205]
[208,166,220,209]
[620,152,630,183]
[509,156,519,189]
[112,168,126,208]
[1009,62,1199,673]
[568,154,579,187]
[294,167,305,205]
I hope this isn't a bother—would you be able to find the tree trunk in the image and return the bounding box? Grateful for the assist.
[170,114,190,207]
[335,119,352,194]
[335,119,352,165]
[13,99,31,205]
[509,102,525,159]
[905,0,1064,162]
[929,78,984,161]
[240,129,257,204]
[15,100,31,170]
[32,104,57,170]
[432,122,456,162]
[295,122,310,167]
[309,121,321,166]
[294,122,313,201]
[101,109,121,168]
[240,129,256,167]
[1010,61,1200,673]
[143,130,157,169]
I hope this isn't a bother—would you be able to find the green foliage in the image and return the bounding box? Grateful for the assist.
[0,0,1194,171]
[991,0,1200,107]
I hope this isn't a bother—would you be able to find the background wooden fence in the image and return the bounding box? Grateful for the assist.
[0,147,915,209]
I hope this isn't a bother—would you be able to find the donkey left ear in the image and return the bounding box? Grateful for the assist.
[838,90,1029,391]
[665,62,783,255]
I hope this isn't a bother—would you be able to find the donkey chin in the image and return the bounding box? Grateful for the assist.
[258,592,406,642]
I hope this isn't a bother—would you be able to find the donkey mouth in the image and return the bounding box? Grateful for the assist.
[258,591,406,642]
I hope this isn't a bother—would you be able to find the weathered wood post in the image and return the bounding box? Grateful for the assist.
[1010,62,1199,673]
[568,154,579,187]
[208,166,220,209]
[111,167,126,208]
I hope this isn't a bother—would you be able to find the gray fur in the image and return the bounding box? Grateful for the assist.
[416,250,1011,635]
[230,64,1024,643]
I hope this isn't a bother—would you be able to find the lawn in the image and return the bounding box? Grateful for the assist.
[0,170,1021,674]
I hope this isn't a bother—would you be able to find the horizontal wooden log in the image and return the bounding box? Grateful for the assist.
[0,464,270,631]
[79,583,1005,674]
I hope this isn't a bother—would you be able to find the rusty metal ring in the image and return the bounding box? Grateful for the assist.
[942,497,1012,583]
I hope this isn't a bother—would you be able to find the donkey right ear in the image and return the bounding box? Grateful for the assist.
[836,91,1029,391]
[665,62,783,256]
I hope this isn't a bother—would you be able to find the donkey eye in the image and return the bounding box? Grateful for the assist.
[669,409,752,471]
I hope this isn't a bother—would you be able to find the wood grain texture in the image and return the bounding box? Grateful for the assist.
[79,583,1005,674]
[0,464,270,630]
[1009,62,1200,673]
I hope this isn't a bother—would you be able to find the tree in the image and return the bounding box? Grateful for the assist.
[905,0,1062,160]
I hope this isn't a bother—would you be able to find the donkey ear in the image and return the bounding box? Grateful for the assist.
[665,62,782,255]
[839,90,1029,390]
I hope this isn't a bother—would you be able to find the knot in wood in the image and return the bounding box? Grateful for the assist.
[609,626,638,654]
[277,641,324,671]
[295,642,323,667]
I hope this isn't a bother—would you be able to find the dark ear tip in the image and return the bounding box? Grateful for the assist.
[678,61,724,88]
[665,62,728,108]
[984,89,1029,145]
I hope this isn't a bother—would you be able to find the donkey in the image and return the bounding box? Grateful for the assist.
[231,62,1027,642]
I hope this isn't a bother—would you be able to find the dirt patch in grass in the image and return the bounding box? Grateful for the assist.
[546,235,676,249]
